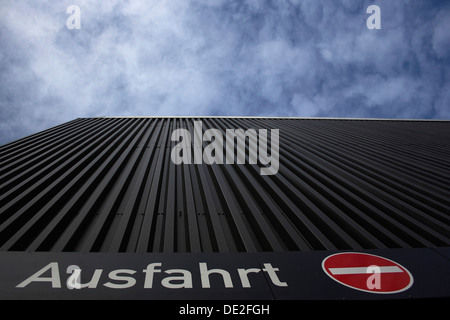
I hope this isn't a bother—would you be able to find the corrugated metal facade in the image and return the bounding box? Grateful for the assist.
[0,117,449,253]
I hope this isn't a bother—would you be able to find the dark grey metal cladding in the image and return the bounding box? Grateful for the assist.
[0,117,449,253]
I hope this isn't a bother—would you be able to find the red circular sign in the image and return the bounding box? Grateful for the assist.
[322,252,413,294]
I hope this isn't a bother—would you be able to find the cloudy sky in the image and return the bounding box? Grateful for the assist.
[1,0,449,145]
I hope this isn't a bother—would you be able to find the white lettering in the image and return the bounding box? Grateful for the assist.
[66,5,81,30]
[203,129,224,165]
[66,266,103,289]
[194,120,203,164]
[16,262,61,288]
[171,129,192,164]
[199,262,233,288]
[366,265,381,289]
[17,261,288,290]
[170,120,280,175]
[258,129,279,175]
[262,263,288,287]
[237,268,261,288]
[103,269,136,289]
[143,263,162,288]
[225,128,258,165]
[366,5,381,30]
[161,269,193,289]
[179,304,214,317]
[66,265,81,289]
[223,304,270,315]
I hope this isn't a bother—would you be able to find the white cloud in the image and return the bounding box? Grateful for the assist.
[432,8,450,59]
[0,0,449,145]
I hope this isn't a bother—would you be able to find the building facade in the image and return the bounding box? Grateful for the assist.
[0,117,449,299]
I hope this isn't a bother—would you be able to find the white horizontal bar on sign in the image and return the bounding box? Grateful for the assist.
[328,266,403,275]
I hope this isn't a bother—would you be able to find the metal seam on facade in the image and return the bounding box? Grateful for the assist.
[0,117,449,253]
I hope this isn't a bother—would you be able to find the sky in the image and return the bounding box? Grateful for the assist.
[0,0,449,145]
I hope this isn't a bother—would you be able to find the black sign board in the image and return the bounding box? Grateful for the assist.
[1,248,449,300]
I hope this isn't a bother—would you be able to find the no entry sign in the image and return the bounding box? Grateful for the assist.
[322,252,414,294]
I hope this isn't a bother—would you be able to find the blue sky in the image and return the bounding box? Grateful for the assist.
[1,0,449,145]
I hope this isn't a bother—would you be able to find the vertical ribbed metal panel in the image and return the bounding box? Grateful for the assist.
[0,117,449,253]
